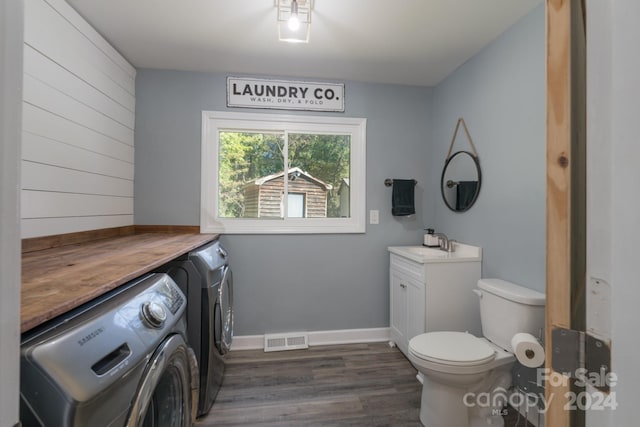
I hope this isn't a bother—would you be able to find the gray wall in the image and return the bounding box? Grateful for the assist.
[135,4,546,335]
[135,72,433,335]
[430,5,546,292]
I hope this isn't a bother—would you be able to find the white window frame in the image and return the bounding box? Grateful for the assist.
[201,111,366,234]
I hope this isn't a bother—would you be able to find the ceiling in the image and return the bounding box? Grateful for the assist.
[66,0,542,87]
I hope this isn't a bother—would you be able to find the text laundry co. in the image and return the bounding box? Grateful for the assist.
[231,83,339,101]
[227,77,345,112]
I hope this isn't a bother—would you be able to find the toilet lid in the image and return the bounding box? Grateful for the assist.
[409,332,496,366]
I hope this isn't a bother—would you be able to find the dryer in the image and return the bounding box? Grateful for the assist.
[156,239,233,417]
[20,273,197,427]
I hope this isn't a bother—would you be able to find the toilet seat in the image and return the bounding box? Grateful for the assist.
[409,331,496,367]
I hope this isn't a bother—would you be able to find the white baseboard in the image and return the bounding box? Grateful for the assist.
[230,327,391,351]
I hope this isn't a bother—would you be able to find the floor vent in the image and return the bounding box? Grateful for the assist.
[264,333,309,352]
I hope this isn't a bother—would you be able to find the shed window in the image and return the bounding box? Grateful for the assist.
[201,111,366,234]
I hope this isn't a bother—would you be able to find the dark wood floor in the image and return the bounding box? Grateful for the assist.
[196,342,533,427]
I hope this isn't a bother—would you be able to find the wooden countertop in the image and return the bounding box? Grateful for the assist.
[21,232,218,333]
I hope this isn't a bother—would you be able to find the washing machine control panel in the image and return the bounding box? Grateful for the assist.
[131,275,186,346]
[160,281,185,314]
[141,301,167,328]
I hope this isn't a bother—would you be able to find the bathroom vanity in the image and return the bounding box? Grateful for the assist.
[387,243,482,356]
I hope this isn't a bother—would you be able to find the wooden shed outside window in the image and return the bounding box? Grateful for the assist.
[243,168,332,218]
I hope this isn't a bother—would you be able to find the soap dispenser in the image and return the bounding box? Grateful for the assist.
[423,228,440,247]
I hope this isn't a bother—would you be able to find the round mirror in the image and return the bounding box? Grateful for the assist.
[440,150,482,212]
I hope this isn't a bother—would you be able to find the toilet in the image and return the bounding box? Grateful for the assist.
[407,279,545,427]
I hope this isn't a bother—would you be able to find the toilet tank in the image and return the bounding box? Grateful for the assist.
[477,279,545,352]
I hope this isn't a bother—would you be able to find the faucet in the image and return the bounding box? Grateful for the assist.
[432,233,455,252]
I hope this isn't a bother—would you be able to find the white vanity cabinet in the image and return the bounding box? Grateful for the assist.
[389,256,425,356]
[388,244,482,357]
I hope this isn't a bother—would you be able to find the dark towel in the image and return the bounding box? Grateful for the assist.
[456,181,478,210]
[391,179,416,216]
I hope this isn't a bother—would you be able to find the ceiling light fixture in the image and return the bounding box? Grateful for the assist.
[276,0,312,43]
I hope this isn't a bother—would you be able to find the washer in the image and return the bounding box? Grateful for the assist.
[156,239,233,417]
[20,273,197,427]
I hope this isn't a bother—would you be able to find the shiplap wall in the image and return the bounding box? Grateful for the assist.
[22,0,136,238]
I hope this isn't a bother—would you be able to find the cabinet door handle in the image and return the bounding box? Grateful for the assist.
[400,283,407,289]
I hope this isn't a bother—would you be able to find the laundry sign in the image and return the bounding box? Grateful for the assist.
[227,77,345,112]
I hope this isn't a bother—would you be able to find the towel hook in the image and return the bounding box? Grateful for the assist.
[385,179,417,187]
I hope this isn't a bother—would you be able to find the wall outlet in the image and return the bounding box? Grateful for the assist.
[369,209,379,224]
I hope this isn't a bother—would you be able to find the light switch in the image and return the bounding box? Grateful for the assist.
[369,209,379,224]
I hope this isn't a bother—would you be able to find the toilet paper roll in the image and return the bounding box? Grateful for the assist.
[511,333,545,368]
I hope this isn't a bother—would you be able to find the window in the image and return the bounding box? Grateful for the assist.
[201,111,366,234]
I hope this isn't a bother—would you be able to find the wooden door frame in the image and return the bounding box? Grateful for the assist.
[546,0,587,426]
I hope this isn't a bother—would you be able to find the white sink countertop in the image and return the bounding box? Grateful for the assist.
[387,243,482,263]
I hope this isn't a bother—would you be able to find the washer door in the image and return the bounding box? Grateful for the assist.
[217,266,234,355]
[126,335,194,427]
